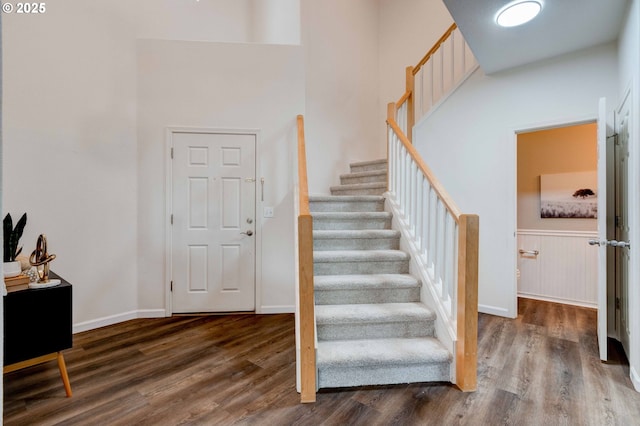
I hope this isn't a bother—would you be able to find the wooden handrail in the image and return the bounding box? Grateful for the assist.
[413,23,458,75]
[298,115,310,216]
[396,90,411,108]
[386,104,462,221]
[297,115,316,403]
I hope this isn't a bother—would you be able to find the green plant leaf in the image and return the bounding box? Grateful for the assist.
[3,213,12,263]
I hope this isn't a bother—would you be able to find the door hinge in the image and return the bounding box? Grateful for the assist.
[170,281,173,292]
[616,297,621,310]
[171,148,174,159]
[615,216,620,227]
[170,214,174,225]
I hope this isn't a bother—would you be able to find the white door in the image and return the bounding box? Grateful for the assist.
[171,131,256,313]
[595,97,608,361]
[615,93,631,355]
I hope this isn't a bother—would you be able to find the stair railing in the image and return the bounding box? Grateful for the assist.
[387,105,478,391]
[386,23,479,392]
[295,114,316,403]
[395,23,478,142]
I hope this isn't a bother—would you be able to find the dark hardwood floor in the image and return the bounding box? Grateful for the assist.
[5,298,640,425]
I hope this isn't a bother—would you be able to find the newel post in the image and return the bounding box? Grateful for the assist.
[298,214,316,403]
[405,66,415,142]
[456,214,479,391]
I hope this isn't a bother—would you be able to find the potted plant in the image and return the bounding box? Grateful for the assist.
[4,213,27,278]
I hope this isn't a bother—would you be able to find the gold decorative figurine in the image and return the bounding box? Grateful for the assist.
[29,234,60,287]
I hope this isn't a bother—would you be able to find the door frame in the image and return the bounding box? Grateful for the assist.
[618,82,640,390]
[510,113,601,319]
[164,126,262,316]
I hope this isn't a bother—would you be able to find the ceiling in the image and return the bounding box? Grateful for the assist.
[442,0,630,74]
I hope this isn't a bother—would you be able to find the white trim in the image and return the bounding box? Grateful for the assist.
[165,127,262,316]
[517,229,598,237]
[517,293,597,309]
[631,366,640,392]
[73,309,166,334]
[260,305,295,314]
[479,304,511,317]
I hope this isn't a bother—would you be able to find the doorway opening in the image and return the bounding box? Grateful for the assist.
[516,123,599,308]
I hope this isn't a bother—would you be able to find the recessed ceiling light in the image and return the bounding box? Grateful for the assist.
[496,1,542,27]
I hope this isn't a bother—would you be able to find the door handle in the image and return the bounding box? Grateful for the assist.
[240,230,253,236]
[518,249,539,256]
[588,239,630,248]
[608,240,630,248]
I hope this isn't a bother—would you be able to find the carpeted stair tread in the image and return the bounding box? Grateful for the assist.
[330,182,387,192]
[309,195,385,202]
[316,302,434,325]
[312,212,392,230]
[350,159,388,173]
[340,169,387,185]
[309,195,386,212]
[314,274,420,291]
[317,337,450,367]
[313,230,400,250]
[313,230,400,240]
[312,211,391,219]
[314,274,421,305]
[313,250,409,263]
[340,169,387,179]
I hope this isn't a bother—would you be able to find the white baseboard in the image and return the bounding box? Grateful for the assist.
[518,293,597,309]
[73,309,166,334]
[73,306,293,334]
[479,304,513,318]
[631,366,640,392]
[258,305,295,314]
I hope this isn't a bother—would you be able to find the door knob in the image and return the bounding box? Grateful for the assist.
[588,239,630,248]
[241,230,253,236]
[608,240,630,248]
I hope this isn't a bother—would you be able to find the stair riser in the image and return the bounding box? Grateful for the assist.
[331,187,386,196]
[317,362,449,388]
[312,218,391,230]
[313,237,399,251]
[317,321,434,340]
[309,200,385,213]
[350,163,388,173]
[314,260,409,275]
[341,174,387,185]
[315,288,421,305]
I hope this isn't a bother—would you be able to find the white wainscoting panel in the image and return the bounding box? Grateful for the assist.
[517,229,598,307]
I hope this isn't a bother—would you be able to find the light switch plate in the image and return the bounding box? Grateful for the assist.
[263,206,274,218]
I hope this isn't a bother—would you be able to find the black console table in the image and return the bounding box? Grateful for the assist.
[3,272,73,397]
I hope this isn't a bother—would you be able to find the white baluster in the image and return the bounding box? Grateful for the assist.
[415,175,423,249]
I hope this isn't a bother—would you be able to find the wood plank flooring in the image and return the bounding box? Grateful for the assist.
[5,298,640,425]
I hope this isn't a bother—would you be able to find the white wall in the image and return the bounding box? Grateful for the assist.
[301,0,383,194]
[414,44,619,318]
[377,0,454,145]
[135,0,253,43]
[618,0,640,391]
[1,0,272,329]
[2,1,139,327]
[250,0,301,45]
[137,40,304,314]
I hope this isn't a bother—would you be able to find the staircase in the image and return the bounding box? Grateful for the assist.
[310,159,452,389]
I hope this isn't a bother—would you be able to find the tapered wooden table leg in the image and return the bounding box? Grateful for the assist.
[57,352,72,397]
